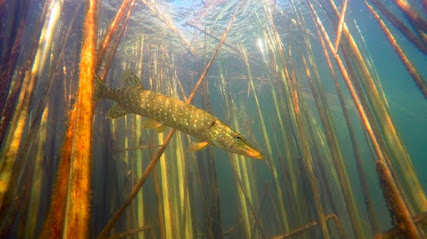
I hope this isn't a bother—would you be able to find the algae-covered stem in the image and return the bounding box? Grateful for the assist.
[363,0,427,101]
[62,0,99,238]
[314,16,380,234]
[327,0,427,212]
[306,0,420,237]
[96,2,243,238]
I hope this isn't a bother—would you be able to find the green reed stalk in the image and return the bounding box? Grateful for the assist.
[307,1,421,237]
[315,20,380,234]
[241,46,290,233]
[23,106,48,238]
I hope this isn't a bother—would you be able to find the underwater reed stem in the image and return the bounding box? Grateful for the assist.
[271,214,343,239]
[105,225,152,239]
[316,21,380,234]
[96,4,241,238]
[326,0,427,211]
[333,0,348,52]
[283,44,331,239]
[96,0,133,70]
[38,108,76,238]
[375,212,427,239]
[62,0,99,237]
[308,2,421,237]
[230,165,266,238]
[369,0,427,55]
[364,0,427,101]
[392,0,427,34]
[376,160,420,238]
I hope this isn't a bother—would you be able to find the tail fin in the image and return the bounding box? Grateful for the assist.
[93,75,106,102]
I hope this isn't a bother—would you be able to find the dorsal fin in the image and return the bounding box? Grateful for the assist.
[120,70,144,89]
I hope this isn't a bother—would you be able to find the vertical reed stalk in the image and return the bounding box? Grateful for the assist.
[307,1,421,237]
[24,106,48,238]
[288,47,331,239]
[315,21,380,234]
[364,0,427,100]
[326,0,427,211]
[63,0,99,237]
[241,46,290,233]
[299,48,365,238]
[38,107,76,238]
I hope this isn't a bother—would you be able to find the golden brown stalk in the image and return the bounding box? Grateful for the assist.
[38,108,76,239]
[316,19,380,234]
[105,225,152,239]
[369,0,427,55]
[375,212,427,239]
[392,0,427,34]
[327,0,427,212]
[376,160,420,238]
[364,0,427,100]
[308,1,421,238]
[96,0,133,70]
[241,45,290,232]
[295,79,330,239]
[271,214,344,239]
[333,0,348,52]
[62,0,99,237]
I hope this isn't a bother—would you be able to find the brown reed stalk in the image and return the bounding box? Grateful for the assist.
[375,212,427,239]
[286,46,331,239]
[315,20,380,234]
[199,76,224,239]
[96,0,133,70]
[0,0,27,113]
[0,0,48,144]
[230,162,266,238]
[105,225,152,239]
[392,0,427,34]
[333,0,348,52]
[186,21,239,52]
[299,46,366,238]
[96,4,242,238]
[0,0,60,206]
[152,157,166,239]
[369,0,427,55]
[38,108,76,238]
[62,0,99,237]
[271,214,345,239]
[364,0,427,100]
[307,1,422,237]
[376,160,420,238]
[325,0,427,212]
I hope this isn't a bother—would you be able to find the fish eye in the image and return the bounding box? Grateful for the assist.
[234,135,242,141]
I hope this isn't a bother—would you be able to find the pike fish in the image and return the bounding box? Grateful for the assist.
[94,71,264,159]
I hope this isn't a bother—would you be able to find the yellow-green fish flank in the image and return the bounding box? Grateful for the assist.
[95,71,263,159]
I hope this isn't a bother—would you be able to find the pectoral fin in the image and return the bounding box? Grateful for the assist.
[143,119,166,133]
[155,124,166,133]
[108,103,129,119]
[189,141,209,152]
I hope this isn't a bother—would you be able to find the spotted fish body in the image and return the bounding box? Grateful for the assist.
[95,71,263,159]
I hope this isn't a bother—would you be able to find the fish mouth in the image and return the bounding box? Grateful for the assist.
[244,147,264,159]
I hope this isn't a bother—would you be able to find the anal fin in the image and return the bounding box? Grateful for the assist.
[108,103,128,119]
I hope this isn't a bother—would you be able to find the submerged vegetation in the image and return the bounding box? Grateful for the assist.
[0,0,426,238]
